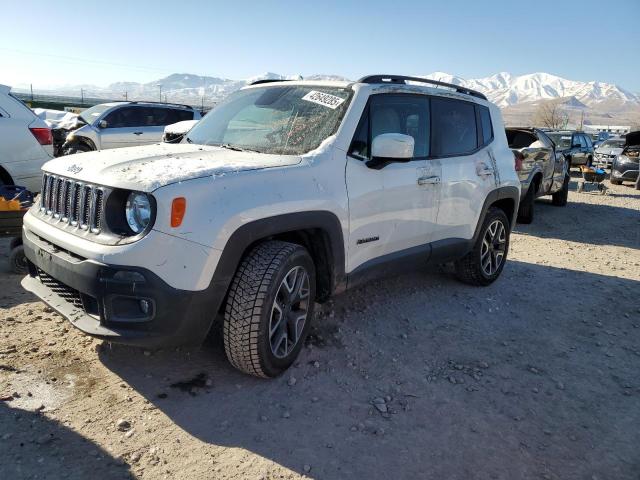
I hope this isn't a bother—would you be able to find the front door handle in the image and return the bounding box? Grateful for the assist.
[417,175,440,185]
[133,131,143,135]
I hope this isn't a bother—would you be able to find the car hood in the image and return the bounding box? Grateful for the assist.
[596,147,623,155]
[164,120,199,135]
[42,143,302,192]
[624,131,640,147]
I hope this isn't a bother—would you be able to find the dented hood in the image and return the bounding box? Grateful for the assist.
[42,143,302,192]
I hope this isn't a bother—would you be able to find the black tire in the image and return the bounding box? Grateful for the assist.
[9,237,22,250]
[64,143,92,155]
[586,156,593,167]
[455,207,510,286]
[517,184,535,224]
[223,240,316,378]
[9,245,27,275]
[609,176,622,185]
[552,174,570,206]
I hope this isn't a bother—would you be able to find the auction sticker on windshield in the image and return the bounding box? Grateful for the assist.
[302,90,345,109]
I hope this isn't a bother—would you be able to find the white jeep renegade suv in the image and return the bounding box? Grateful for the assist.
[21,75,520,377]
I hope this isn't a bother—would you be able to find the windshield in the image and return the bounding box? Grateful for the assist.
[547,133,572,149]
[599,139,624,149]
[186,85,351,155]
[79,104,119,124]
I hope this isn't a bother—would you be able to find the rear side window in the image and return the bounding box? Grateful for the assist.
[167,109,195,123]
[478,106,493,145]
[431,98,477,156]
[349,94,430,160]
[583,135,592,148]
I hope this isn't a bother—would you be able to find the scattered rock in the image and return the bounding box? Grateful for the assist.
[116,419,131,431]
[287,377,297,387]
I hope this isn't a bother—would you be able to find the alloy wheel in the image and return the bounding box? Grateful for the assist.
[269,266,310,358]
[480,219,507,276]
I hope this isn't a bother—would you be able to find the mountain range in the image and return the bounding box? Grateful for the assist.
[15,71,640,126]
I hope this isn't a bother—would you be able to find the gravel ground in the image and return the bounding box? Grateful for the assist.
[1,176,639,480]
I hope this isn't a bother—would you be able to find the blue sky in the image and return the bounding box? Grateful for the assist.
[1,0,639,91]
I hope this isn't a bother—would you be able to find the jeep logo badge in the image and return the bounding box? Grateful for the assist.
[67,164,83,174]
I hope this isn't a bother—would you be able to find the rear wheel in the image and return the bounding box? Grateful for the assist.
[552,174,570,206]
[455,207,510,286]
[223,241,316,378]
[517,184,535,224]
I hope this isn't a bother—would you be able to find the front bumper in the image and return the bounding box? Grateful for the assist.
[611,163,639,181]
[21,228,223,347]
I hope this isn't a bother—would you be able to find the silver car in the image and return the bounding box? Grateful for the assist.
[62,101,201,154]
[594,137,625,168]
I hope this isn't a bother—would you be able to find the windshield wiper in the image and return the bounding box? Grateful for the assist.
[215,143,260,153]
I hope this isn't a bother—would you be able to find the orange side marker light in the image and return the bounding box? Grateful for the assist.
[171,197,187,227]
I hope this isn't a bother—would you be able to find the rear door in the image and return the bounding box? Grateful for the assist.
[345,93,439,272]
[430,98,494,244]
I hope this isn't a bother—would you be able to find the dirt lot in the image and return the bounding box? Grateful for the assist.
[1,177,639,480]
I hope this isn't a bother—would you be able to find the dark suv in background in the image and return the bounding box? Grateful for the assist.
[610,131,640,186]
[545,130,594,168]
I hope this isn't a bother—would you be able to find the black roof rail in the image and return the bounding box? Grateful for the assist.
[357,75,488,101]
[127,100,194,110]
[249,79,293,86]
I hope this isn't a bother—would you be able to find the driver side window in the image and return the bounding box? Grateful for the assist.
[349,94,430,160]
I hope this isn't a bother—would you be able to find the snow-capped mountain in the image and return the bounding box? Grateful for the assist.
[422,72,639,108]
[14,71,638,115]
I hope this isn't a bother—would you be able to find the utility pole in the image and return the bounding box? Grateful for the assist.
[81,88,84,105]
[156,84,162,102]
[30,84,33,102]
[124,91,128,101]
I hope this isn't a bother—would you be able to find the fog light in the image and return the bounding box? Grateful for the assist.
[139,299,150,315]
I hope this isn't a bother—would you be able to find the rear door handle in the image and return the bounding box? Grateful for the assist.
[133,131,143,135]
[417,175,440,185]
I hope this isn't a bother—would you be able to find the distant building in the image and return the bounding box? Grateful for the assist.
[583,124,631,135]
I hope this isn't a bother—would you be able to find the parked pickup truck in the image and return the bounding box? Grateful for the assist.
[506,127,570,223]
[21,75,520,377]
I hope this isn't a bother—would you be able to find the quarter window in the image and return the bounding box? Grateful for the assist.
[431,98,478,156]
[349,94,430,160]
[479,106,493,146]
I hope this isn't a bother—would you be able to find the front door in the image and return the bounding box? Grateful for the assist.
[99,106,149,149]
[345,93,440,273]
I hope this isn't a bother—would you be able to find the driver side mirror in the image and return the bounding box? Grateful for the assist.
[98,120,108,129]
[366,133,415,170]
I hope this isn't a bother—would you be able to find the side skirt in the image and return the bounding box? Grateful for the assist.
[345,238,472,290]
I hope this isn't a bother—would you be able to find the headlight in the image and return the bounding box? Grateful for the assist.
[125,192,151,234]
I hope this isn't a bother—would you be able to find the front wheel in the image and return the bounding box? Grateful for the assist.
[63,143,92,155]
[552,174,570,206]
[455,207,510,286]
[610,175,622,185]
[223,241,316,378]
[9,245,27,275]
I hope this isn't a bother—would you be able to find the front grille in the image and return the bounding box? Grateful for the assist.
[40,173,105,233]
[37,269,83,310]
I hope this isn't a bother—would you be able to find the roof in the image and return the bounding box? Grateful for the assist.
[0,84,11,94]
